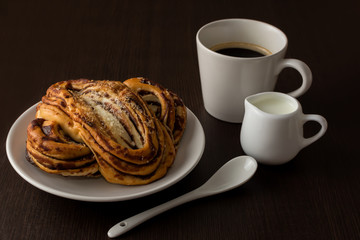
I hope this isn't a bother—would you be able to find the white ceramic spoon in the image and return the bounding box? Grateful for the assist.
[107,155,257,238]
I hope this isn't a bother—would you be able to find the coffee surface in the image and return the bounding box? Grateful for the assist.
[210,42,272,58]
[216,47,265,58]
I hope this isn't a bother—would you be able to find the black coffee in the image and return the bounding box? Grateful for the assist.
[216,47,265,58]
[210,42,272,58]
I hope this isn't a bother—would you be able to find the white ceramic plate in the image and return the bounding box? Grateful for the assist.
[6,103,205,202]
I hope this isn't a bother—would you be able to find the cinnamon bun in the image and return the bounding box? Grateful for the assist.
[26,79,184,185]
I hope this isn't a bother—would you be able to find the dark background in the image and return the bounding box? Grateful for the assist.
[1,0,359,239]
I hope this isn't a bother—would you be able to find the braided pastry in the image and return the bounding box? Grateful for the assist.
[26,79,184,185]
[123,77,187,148]
[26,117,99,177]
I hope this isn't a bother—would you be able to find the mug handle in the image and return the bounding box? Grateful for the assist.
[277,59,312,98]
[301,114,328,148]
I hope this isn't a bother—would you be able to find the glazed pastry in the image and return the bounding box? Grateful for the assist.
[123,77,187,147]
[26,79,179,185]
[26,116,99,177]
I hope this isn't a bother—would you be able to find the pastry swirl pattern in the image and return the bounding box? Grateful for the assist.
[123,77,187,148]
[26,79,186,185]
[26,117,99,177]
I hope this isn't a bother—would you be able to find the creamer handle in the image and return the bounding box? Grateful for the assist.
[301,114,328,148]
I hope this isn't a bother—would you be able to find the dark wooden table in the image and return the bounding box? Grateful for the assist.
[1,0,359,239]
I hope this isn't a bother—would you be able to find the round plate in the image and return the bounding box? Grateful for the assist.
[6,103,205,202]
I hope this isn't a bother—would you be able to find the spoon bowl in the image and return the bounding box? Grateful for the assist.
[196,155,258,196]
[108,155,257,238]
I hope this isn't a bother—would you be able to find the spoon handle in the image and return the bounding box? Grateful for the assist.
[107,189,205,238]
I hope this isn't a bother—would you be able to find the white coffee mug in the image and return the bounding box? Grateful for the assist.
[240,92,327,165]
[196,19,312,123]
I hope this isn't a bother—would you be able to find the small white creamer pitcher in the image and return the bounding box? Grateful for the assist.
[240,92,327,165]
